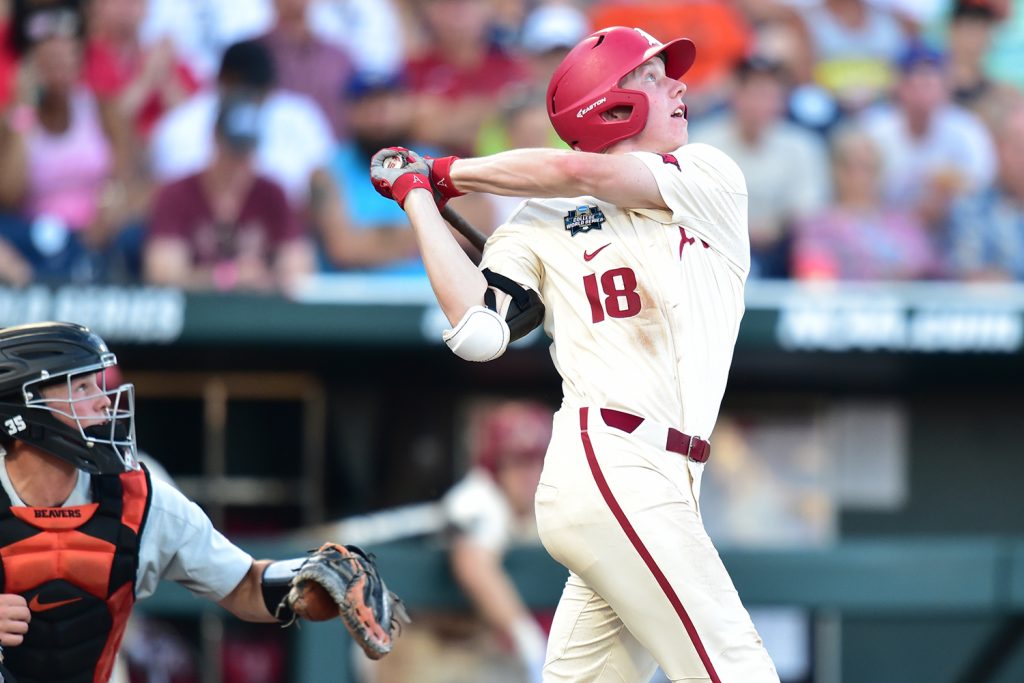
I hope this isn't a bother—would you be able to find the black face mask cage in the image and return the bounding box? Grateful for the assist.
[23,353,138,471]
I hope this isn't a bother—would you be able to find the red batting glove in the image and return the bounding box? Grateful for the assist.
[424,155,464,208]
[370,147,432,208]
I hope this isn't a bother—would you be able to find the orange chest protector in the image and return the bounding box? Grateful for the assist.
[0,466,152,683]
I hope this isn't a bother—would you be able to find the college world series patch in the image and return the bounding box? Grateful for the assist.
[564,205,606,236]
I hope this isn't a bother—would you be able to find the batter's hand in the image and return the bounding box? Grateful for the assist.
[369,147,431,208]
[423,155,464,209]
[0,593,30,647]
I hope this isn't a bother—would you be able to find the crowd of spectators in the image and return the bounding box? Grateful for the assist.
[0,0,1022,290]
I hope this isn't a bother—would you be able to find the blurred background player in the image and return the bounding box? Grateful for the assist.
[358,398,552,683]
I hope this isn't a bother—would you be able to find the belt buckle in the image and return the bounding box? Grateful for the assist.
[686,435,702,462]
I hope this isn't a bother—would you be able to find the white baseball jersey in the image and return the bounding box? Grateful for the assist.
[479,143,779,683]
[480,142,749,440]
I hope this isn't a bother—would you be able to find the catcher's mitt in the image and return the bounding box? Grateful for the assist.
[282,543,409,660]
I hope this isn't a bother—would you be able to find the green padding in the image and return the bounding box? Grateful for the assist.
[137,537,1020,616]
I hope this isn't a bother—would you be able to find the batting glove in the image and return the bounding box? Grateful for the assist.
[423,155,464,209]
[370,147,432,208]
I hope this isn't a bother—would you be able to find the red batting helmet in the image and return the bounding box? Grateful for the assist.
[474,401,552,476]
[547,26,696,153]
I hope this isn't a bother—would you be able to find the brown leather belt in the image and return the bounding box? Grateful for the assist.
[599,408,711,463]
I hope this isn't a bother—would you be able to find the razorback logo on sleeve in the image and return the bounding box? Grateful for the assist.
[659,153,681,171]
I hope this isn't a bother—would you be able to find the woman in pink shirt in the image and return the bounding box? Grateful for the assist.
[0,3,145,283]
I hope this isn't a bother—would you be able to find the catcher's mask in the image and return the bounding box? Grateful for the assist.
[0,322,137,474]
[547,26,695,152]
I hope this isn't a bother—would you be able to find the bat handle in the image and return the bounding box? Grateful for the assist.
[440,204,488,254]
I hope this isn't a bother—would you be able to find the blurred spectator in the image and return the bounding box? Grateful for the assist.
[798,0,909,113]
[948,99,1024,281]
[306,0,405,77]
[0,2,20,112]
[859,41,996,228]
[360,399,553,683]
[256,0,354,140]
[945,0,1020,131]
[0,1,147,284]
[481,88,559,228]
[736,0,815,84]
[405,0,530,156]
[144,94,314,292]
[517,2,590,86]
[82,0,201,140]
[139,0,272,81]
[588,0,752,106]
[691,55,830,279]
[735,0,840,131]
[792,125,940,281]
[321,71,423,272]
[473,2,585,158]
[149,39,334,210]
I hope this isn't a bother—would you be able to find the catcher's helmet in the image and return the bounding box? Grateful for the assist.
[547,26,695,152]
[0,322,137,474]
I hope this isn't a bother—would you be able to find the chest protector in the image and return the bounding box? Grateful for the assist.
[0,465,152,683]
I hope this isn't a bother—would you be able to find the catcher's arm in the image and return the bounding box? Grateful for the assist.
[218,560,280,622]
[259,543,409,660]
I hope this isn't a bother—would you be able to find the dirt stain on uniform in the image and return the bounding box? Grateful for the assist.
[634,282,665,354]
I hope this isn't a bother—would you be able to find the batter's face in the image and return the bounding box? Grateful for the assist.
[617,56,689,152]
[39,372,112,430]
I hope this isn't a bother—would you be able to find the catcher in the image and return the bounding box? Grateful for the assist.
[0,322,406,683]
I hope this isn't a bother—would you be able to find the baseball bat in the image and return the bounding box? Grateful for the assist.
[382,153,489,254]
[441,204,488,254]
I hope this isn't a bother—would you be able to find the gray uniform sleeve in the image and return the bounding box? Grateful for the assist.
[135,478,253,601]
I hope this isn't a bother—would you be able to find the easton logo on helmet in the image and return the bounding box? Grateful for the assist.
[577,97,607,118]
[633,28,662,47]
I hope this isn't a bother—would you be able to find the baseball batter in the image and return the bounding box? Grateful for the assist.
[370,26,779,683]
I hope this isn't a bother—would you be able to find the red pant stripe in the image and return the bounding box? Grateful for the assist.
[579,407,722,683]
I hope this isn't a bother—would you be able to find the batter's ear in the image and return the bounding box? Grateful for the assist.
[483,269,545,342]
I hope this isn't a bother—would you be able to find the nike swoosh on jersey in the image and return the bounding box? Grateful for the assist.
[28,595,83,613]
[583,243,612,261]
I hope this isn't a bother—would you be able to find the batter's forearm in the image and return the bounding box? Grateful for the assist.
[451,149,590,198]
[450,148,667,209]
[404,190,488,324]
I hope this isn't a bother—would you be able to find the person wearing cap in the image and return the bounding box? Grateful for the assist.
[859,40,996,228]
[319,70,427,273]
[519,2,591,84]
[371,24,780,683]
[405,0,531,157]
[143,94,314,291]
[690,55,830,278]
